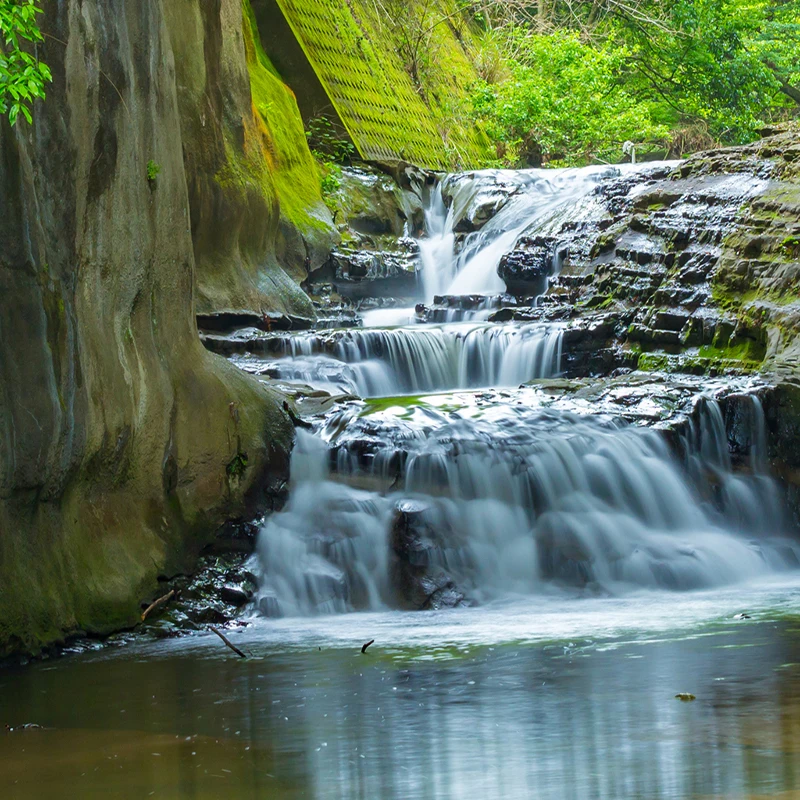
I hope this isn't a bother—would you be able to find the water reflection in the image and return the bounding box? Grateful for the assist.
[3,619,800,798]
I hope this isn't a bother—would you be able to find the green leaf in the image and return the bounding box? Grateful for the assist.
[0,0,51,125]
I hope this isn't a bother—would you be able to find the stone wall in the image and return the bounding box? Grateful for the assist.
[0,0,313,656]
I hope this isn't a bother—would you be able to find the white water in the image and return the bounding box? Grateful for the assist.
[269,322,563,397]
[417,164,669,300]
[256,396,800,618]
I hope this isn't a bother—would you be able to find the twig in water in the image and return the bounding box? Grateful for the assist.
[211,627,247,658]
[361,639,375,654]
[141,590,176,621]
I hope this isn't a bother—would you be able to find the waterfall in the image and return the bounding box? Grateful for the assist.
[248,159,798,621]
[418,182,457,300]
[682,395,785,536]
[255,395,799,617]
[258,432,394,617]
[266,322,563,397]
[416,165,655,300]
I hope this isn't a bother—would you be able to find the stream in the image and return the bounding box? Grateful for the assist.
[4,163,800,799]
[5,599,800,799]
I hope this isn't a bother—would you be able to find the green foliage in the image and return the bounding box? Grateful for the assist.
[465,0,800,163]
[317,160,343,212]
[226,452,249,479]
[782,235,800,257]
[146,160,161,183]
[305,116,356,164]
[320,164,342,196]
[0,0,51,125]
[620,0,791,143]
[470,31,668,166]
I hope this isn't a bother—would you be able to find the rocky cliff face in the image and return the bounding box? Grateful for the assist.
[0,0,327,656]
[167,0,335,321]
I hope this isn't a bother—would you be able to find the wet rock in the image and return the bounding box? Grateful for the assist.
[627,325,682,348]
[497,236,560,296]
[139,552,261,634]
[332,166,424,243]
[418,574,466,610]
[147,619,184,639]
[208,519,262,554]
[257,591,282,618]
[498,250,551,297]
[185,607,231,626]
[650,311,691,332]
[390,500,467,610]
[220,584,254,607]
[326,249,419,300]
[489,307,516,322]
[197,311,314,333]
[440,171,522,233]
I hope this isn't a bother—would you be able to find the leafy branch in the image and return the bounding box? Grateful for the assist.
[0,0,51,125]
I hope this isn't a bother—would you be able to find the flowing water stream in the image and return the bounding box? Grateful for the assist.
[250,164,800,617]
[418,165,621,298]
[5,164,800,799]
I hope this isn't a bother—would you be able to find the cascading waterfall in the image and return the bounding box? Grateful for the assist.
[258,432,394,617]
[418,181,456,300]
[682,395,785,534]
[266,322,563,397]
[255,397,800,617]
[249,160,798,621]
[417,165,652,300]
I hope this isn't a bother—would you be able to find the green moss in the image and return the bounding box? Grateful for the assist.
[699,340,764,362]
[361,395,425,415]
[590,233,616,258]
[637,352,760,375]
[146,160,161,183]
[781,235,800,257]
[242,2,329,233]
[243,0,281,79]
[226,452,249,479]
[636,353,670,371]
[272,0,490,168]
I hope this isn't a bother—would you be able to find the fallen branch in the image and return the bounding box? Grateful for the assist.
[283,401,314,429]
[361,639,375,654]
[211,627,247,658]
[141,590,176,622]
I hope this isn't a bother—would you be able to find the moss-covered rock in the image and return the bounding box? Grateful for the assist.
[252,0,492,169]
[0,0,296,657]
[536,126,800,374]
[165,0,336,321]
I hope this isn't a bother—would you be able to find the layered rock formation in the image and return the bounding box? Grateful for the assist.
[488,127,800,377]
[0,0,331,656]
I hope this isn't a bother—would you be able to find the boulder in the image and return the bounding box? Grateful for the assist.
[498,236,560,296]
[390,500,467,609]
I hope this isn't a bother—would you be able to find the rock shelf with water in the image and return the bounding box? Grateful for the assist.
[192,139,800,630]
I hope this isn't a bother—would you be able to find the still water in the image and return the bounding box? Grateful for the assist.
[4,581,800,799]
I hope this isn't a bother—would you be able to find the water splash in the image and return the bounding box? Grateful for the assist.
[256,395,799,616]
[267,322,563,397]
[417,164,669,299]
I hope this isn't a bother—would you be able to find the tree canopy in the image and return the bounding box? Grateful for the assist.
[464,0,799,165]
